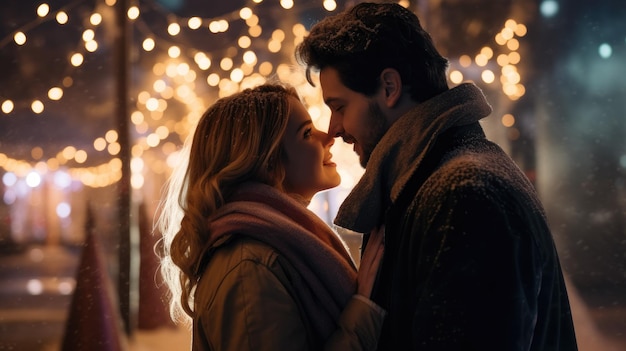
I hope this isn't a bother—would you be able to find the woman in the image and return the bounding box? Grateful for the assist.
[157,83,385,351]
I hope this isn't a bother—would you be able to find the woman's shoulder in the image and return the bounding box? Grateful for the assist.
[195,235,301,314]
[205,235,284,274]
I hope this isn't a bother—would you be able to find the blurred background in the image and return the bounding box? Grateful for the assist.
[0,0,624,350]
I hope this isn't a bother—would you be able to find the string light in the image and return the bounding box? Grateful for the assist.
[1,2,528,189]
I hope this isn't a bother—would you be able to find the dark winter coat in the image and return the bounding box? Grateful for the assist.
[335,83,578,350]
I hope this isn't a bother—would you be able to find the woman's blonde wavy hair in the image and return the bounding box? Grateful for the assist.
[155,83,299,325]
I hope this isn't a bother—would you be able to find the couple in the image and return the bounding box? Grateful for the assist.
[157,3,578,351]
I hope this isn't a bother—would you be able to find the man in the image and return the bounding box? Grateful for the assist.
[296,2,578,350]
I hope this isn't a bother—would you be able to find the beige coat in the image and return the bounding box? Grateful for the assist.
[192,235,385,351]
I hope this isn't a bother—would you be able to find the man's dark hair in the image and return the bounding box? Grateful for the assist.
[295,2,449,102]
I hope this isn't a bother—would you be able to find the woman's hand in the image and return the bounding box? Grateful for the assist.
[356,225,385,298]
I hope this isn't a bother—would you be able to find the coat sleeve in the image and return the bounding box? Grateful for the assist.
[325,295,386,350]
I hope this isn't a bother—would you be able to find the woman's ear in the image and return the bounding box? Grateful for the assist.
[379,68,403,108]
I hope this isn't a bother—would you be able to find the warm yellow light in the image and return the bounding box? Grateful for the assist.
[137,91,151,104]
[56,11,68,24]
[74,150,87,164]
[497,54,509,66]
[176,62,190,76]
[238,36,251,49]
[131,157,144,173]
[165,63,177,77]
[323,0,337,11]
[243,51,257,65]
[495,33,506,46]
[142,38,155,51]
[48,87,63,100]
[480,47,494,59]
[153,79,166,93]
[188,17,202,30]
[70,53,84,66]
[220,58,234,71]
[127,6,140,20]
[507,38,520,51]
[508,52,521,64]
[146,133,160,147]
[515,24,527,37]
[82,29,95,41]
[31,100,44,114]
[240,7,253,20]
[459,55,472,68]
[146,98,159,111]
[268,40,281,53]
[207,73,220,86]
[502,83,517,96]
[108,142,121,155]
[131,111,144,125]
[14,32,27,45]
[132,144,144,157]
[280,0,294,9]
[259,62,273,76]
[37,4,50,17]
[449,70,463,84]
[63,146,77,160]
[131,174,144,189]
[231,68,244,82]
[272,29,285,42]
[501,113,515,127]
[168,46,181,58]
[501,27,514,40]
[85,40,98,52]
[209,20,229,33]
[90,13,102,26]
[168,23,181,36]
[105,130,118,143]
[505,19,517,30]
[246,14,259,27]
[501,64,515,75]
[475,54,488,67]
[249,25,262,37]
[156,126,170,140]
[481,70,495,84]
[194,52,211,70]
[1,100,14,114]
[94,137,107,151]
[292,23,306,37]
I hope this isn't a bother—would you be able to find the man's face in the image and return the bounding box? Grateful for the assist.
[320,67,388,168]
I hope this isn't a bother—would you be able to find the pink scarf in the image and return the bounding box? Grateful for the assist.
[205,182,357,338]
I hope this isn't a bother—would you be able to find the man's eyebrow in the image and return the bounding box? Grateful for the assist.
[324,97,342,106]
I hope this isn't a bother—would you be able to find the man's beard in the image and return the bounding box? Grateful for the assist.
[359,101,388,168]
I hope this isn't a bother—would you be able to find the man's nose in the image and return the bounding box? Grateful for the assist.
[327,115,344,138]
[323,132,335,147]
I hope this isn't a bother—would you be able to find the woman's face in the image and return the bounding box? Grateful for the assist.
[281,96,341,201]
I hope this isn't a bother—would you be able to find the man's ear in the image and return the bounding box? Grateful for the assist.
[380,68,403,108]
